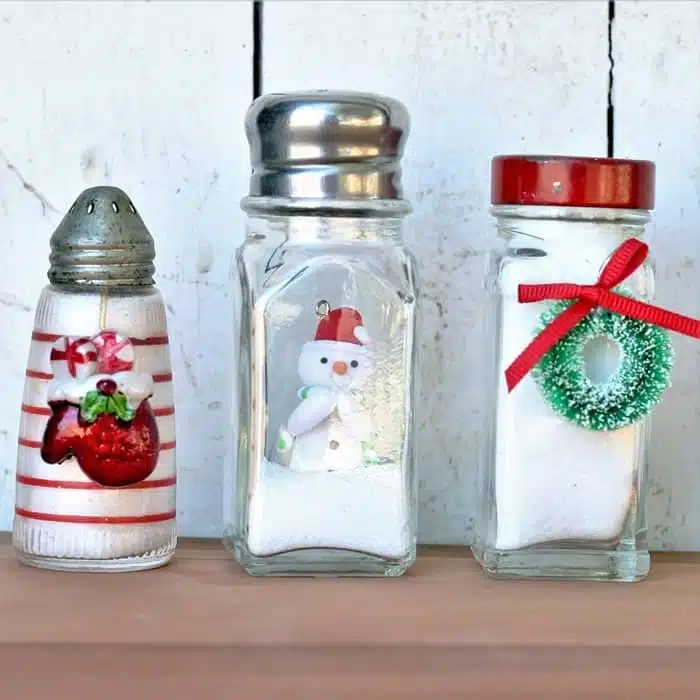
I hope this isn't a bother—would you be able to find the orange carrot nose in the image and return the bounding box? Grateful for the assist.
[332,361,348,376]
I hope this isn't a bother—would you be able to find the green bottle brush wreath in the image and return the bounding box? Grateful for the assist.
[532,294,675,432]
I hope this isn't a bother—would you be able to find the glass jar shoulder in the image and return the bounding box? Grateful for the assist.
[238,239,419,303]
[489,207,655,300]
[487,243,656,302]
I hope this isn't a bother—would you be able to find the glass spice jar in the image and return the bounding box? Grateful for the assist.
[223,90,420,577]
[474,155,665,582]
[14,186,177,572]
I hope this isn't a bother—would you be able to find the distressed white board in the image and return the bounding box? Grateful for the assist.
[614,1,700,550]
[0,1,252,537]
[263,1,609,544]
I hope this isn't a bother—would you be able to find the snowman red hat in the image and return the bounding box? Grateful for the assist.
[309,306,372,352]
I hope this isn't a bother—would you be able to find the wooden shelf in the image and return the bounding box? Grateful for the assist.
[2,536,700,698]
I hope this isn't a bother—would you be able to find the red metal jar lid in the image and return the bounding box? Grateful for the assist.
[491,155,655,209]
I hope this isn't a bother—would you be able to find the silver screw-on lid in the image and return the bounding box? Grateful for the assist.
[244,90,410,202]
[48,186,156,289]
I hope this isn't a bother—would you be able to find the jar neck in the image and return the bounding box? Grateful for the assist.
[492,205,651,254]
[245,206,406,243]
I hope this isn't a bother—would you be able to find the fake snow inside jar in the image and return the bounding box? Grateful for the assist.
[13,187,177,572]
[224,91,420,577]
[474,155,700,582]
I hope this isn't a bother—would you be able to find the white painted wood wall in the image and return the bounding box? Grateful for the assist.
[0,1,697,549]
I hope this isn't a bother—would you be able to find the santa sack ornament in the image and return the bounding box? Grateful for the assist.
[224,91,421,577]
[14,187,177,572]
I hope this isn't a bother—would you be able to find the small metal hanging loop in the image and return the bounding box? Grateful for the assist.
[315,299,331,317]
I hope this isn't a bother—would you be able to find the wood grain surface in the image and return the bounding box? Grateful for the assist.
[0,538,698,697]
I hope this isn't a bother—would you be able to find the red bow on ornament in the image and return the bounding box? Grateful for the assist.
[505,238,700,392]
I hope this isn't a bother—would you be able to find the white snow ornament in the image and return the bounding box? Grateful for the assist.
[277,305,379,474]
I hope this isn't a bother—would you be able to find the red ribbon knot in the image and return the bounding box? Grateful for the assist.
[505,238,700,392]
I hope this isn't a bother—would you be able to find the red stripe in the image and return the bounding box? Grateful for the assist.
[21,404,51,417]
[15,506,176,525]
[130,336,169,346]
[20,437,176,451]
[16,475,176,490]
[153,406,175,417]
[32,331,60,342]
[32,331,168,346]
[25,369,173,384]
[26,369,53,380]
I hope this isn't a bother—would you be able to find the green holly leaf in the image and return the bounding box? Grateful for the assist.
[107,392,136,422]
[80,390,109,424]
[79,390,136,424]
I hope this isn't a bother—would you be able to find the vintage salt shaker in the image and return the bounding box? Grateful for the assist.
[224,90,420,576]
[472,155,700,581]
[14,186,177,572]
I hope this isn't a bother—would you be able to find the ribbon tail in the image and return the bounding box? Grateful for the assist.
[601,293,700,339]
[518,282,587,304]
[505,300,595,392]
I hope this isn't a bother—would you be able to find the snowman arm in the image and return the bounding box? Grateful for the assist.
[287,389,335,437]
[297,386,317,400]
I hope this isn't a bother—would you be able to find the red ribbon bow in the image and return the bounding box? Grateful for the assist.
[505,238,700,392]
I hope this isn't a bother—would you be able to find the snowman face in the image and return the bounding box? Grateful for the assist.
[297,341,374,391]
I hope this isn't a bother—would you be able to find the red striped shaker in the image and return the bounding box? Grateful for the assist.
[14,186,177,572]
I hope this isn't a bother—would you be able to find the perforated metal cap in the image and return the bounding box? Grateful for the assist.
[48,186,156,289]
[244,90,410,202]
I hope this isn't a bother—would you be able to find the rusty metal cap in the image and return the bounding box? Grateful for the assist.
[243,90,410,203]
[48,186,156,289]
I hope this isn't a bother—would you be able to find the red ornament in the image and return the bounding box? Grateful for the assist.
[41,401,159,488]
[50,337,99,379]
[505,238,700,392]
[91,330,134,374]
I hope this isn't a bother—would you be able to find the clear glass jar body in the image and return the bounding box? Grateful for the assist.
[14,284,177,572]
[473,205,654,581]
[224,200,420,576]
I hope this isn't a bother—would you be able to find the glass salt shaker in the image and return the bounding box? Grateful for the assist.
[224,90,420,577]
[14,186,177,572]
[473,155,663,582]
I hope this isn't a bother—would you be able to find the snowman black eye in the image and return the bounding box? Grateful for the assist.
[350,360,359,368]
[320,357,328,364]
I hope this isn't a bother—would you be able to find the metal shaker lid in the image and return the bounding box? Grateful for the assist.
[244,90,410,203]
[48,186,156,289]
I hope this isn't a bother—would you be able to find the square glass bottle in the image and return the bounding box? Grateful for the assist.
[224,91,421,577]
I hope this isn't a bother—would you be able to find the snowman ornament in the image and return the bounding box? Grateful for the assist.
[277,306,380,473]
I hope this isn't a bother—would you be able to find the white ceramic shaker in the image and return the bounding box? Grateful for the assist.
[13,186,177,572]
